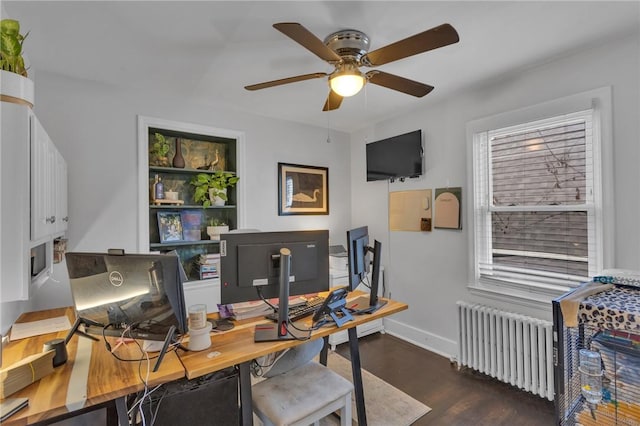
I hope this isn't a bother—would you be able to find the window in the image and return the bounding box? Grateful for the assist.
[468,89,611,300]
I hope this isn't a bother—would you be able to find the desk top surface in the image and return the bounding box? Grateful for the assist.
[1,307,185,426]
[179,292,408,379]
[1,293,408,424]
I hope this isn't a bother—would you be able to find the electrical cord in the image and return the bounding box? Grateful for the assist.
[101,324,181,363]
[256,287,278,312]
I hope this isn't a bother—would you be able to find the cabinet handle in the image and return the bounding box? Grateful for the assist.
[47,216,56,224]
[63,216,69,222]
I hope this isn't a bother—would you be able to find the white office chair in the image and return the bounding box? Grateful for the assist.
[252,360,353,426]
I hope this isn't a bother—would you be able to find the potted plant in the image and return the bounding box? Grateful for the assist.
[190,171,239,207]
[206,218,229,240]
[0,18,34,107]
[149,133,171,167]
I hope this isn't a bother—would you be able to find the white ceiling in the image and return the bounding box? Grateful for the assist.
[4,1,639,133]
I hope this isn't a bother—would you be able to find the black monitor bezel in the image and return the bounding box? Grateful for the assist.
[346,226,370,292]
[346,226,386,313]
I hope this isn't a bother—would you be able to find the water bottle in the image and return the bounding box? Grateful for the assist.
[579,349,603,404]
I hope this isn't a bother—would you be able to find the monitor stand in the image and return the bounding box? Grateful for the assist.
[355,299,388,315]
[64,316,100,345]
[152,325,176,372]
[254,322,309,342]
[254,248,305,342]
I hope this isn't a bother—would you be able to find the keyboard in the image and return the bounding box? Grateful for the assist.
[265,296,325,322]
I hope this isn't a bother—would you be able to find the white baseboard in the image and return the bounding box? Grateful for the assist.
[382,317,456,360]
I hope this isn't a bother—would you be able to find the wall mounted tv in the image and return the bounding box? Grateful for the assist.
[366,129,423,182]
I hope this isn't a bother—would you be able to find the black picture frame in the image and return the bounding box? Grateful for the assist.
[278,163,329,216]
[157,211,184,243]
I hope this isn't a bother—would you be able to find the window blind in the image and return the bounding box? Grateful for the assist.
[474,110,596,289]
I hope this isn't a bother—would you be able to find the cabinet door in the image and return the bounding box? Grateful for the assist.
[1,103,31,301]
[54,149,68,235]
[30,116,56,242]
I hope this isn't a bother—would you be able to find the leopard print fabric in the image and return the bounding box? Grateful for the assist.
[578,285,640,333]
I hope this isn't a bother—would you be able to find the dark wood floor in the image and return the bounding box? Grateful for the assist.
[335,333,555,426]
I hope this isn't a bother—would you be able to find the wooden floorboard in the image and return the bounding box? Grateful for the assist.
[335,333,555,425]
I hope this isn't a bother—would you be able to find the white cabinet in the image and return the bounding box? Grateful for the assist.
[54,149,68,235]
[0,102,68,302]
[1,102,32,301]
[30,115,67,241]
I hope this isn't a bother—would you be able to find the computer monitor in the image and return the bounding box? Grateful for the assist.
[65,251,188,341]
[219,230,330,305]
[347,226,387,314]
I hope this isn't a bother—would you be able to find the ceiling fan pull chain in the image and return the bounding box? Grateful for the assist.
[326,104,332,143]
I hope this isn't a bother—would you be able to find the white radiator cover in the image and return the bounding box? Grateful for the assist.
[456,301,554,401]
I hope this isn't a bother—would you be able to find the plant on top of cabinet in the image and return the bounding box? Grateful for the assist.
[1,19,34,107]
[190,171,239,207]
[1,19,28,76]
[149,132,171,167]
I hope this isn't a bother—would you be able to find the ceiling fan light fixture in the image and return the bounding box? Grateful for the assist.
[329,65,365,97]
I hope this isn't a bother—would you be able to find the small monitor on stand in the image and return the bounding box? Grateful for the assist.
[346,226,387,314]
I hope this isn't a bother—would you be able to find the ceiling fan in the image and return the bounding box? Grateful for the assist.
[245,22,459,111]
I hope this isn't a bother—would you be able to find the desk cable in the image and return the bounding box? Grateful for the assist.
[256,288,314,341]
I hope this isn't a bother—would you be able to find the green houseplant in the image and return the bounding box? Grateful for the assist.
[190,171,239,207]
[149,133,171,166]
[0,19,28,76]
[0,18,34,106]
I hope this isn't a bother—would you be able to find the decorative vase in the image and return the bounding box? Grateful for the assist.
[0,70,35,108]
[209,188,227,206]
[172,138,186,168]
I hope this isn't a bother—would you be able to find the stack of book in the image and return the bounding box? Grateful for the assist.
[0,351,55,398]
[197,253,220,280]
[217,300,274,321]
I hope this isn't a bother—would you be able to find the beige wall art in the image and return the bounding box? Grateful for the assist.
[434,187,462,230]
[389,189,432,232]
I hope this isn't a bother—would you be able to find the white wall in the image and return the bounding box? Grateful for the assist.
[14,72,351,314]
[2,30,637,363]
[350,33,640,357]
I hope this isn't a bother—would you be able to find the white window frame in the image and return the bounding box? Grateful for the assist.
[466,87,614,307]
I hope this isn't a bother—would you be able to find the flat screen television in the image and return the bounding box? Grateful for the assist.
[65,251,188,342]
[366,129,423,182]
[219,230,329,305]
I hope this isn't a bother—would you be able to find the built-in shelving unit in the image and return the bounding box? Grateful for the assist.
[137,116,245,286]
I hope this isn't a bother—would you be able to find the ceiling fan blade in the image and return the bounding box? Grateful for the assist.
[361,23,459,67]
[245,72,327,91]
[273,23,342,63]
[366,71,434,97]
[322,91,344,111]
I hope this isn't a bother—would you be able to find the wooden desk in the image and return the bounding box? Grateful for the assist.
[179,293,408,426]
[1,307,185,426]
[1,295,407,426]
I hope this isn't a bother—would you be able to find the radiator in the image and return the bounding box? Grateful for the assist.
[456,301,554,401]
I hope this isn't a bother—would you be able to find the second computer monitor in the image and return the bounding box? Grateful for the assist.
[219,230,330,305]
[347,226,386,313]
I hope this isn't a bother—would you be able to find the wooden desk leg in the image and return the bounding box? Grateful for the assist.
[320,336,329,365]
[239,361,254,426]
[115,396,129,426]
[348,327,368,426]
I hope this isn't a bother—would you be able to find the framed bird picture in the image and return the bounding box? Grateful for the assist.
[278,163,329,215]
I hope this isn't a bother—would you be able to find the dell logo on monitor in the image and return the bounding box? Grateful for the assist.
[109,271,124,287]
